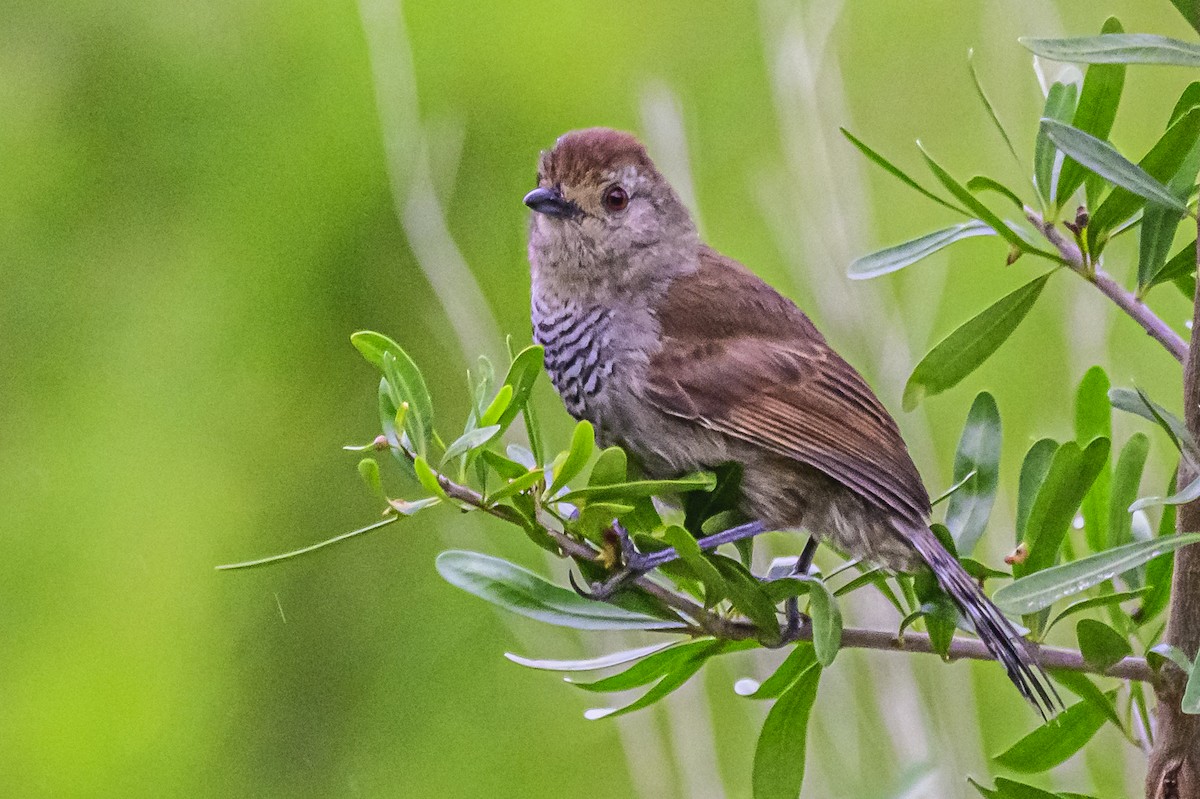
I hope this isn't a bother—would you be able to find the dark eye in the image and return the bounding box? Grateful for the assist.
[603,185,628,212]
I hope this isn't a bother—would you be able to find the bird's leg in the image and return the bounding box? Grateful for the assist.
[574,519,770,600]
[782,536,820,636]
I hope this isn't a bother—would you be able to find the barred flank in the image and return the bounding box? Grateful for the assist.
[905,524,1061,719]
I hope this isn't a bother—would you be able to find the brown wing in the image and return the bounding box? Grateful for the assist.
[645,246,930,525]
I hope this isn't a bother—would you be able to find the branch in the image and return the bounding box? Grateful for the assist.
[419,447,1155,683]
[1026,208,1187,364]
[1147,222,1200,799]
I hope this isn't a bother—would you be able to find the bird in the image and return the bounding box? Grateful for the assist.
[523,126,1056,717]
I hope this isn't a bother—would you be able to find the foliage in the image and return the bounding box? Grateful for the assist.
[216,7,1200,798]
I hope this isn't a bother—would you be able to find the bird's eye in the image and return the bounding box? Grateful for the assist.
[602,185,629,212]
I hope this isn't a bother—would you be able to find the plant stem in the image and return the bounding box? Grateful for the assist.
[1025,208,1188,364]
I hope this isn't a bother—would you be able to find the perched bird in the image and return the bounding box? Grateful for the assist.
[524,127,1056,716]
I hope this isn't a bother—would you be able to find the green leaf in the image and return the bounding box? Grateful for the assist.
[993,533,1200,614]
[1139,473,1179,625]
[1130,472,1200,512]
[1017,439,1060,540]
[559,473,716,505]
[484,468,545,504]
[945,392,1001,556]
[967,50,1023,171]
[711,555,782,645]
[357,457,384,499]
[1056,18,1126,204]
[477,384,513,428]
[1049,669,1125,730]
[1090,109,1200,250]
[1169,1,1200,36]
[1149,238,1197,288]
[1109,387,1200,462]
[903,273,1053,410]
[970,777,1060,799]
[752,665,821,799]
[352,331,435,457]
[918,143,1043,253]
[684,461,744,537]
[1035,82,1079,207]
[568,638,721,692]
[1040,119,1188,213]
[413,456,450,501]
[1109,433,1150,548]
[547,420,595,497]
[1045,588,1149,634]
[1017,438,1111,578]
[662,525,729,607]
[797,576,842,667]
[588,446,628,486]
[840,128,968,215]
[440,424,501,467]
[582,641,751,720]
[991,697,1108,773]
[504,641,679,672]
[922,594,958,657]
[215,515,404,570]
[736,644,818,700]
[1076,618,1132,672]
[1075,366,1112,553]
[966,176,1025,211]
[1140,204,1187,289]
[847,222,994,280]
[495,345,544,434]
[435,551,687,630]
[1021,33,1200,66]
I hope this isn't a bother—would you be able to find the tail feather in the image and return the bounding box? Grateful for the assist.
[906,525,1061,719]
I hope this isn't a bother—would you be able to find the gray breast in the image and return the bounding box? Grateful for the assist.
[532,299,614,422]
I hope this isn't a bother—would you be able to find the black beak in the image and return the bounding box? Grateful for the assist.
[524,187,576,219]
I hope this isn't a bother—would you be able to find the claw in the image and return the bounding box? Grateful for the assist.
[568,570,599,599]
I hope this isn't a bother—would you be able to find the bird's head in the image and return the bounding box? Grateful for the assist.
[525,128,698,294]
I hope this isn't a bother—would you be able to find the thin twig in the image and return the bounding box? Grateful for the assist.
[1026,207,1187,364]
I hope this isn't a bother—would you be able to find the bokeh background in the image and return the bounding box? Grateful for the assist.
[5,1,1199,796]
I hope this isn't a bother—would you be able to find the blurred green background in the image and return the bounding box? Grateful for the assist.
[4,0,1197,796]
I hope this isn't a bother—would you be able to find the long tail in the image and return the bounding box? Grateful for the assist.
[906,524,1061,719]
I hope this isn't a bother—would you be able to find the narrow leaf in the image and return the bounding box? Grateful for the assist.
[1040,119,1188,213]
[435,551,687,630]
[1017,437,1111,577]
[737,644,818,700]
[848,222,994,280]
[966,176,1025,211]
[1056,18,1126,203]
[797,576,842,666]
[215,516,401,570]
[440,424,501,466]
[1049,669,1125,730]
[752,665,821,799]
[352,331,434,457]
[993,533,1200,615]
[558,473,716,505]
[505,641,679,672]
[1035,82,1079,207]
[992,698,1108,773]
[918,143,1041,252]
[1089,109,1200,250]
[903,273,1052,410]
[568,639,722,692]
[1109,433,1150,547]
[840,128,968,215]
[1076,618,1132,672]
[945,392,1001,556]
[1017,439,1059,540]
[1021,33,1200,66]
[1075,366,1112,553]
[1046,588,1149,634]
[547,420,595,497]
[1129,471,1200,512]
